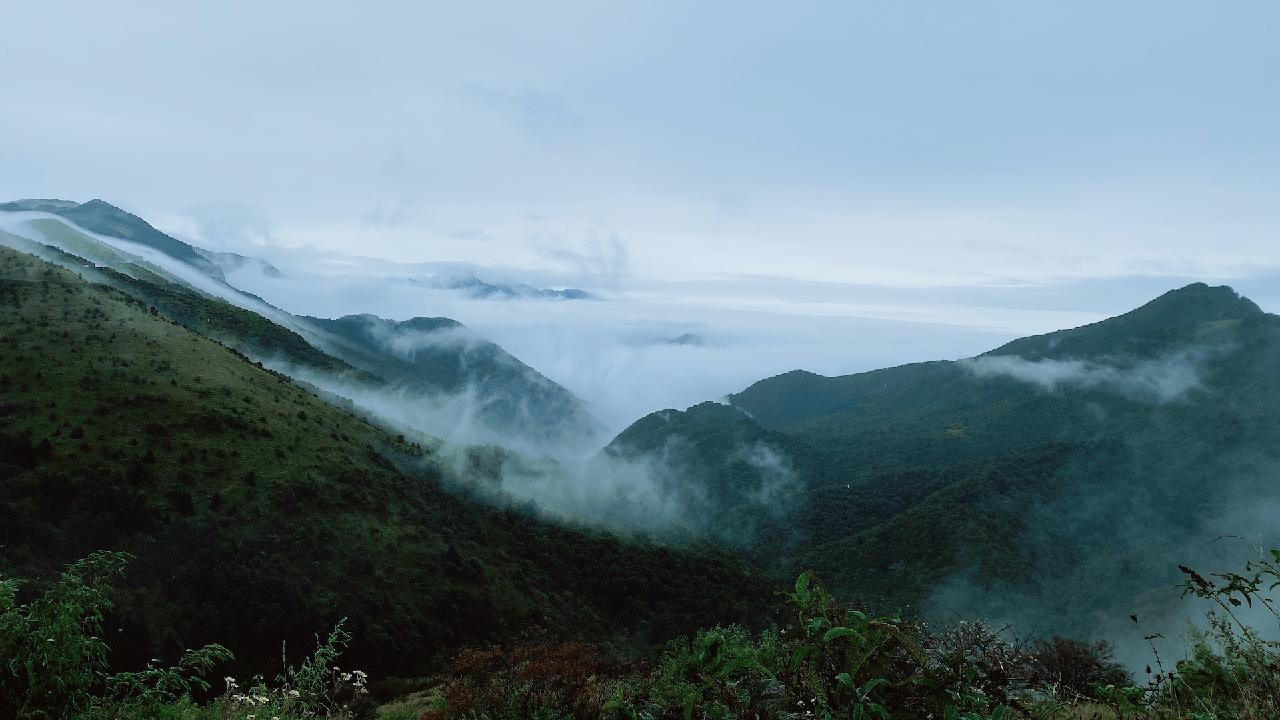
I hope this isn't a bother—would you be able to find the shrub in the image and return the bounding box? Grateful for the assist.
[0,552,237,720]
[1148,553,1280,719]
[428,641,637,720]
[1032,636,1130,700]
[0,550,131,719]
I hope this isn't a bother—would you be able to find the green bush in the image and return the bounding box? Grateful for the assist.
[0,551,131,719]
[8,547,1280,719]
[0,553,231,720]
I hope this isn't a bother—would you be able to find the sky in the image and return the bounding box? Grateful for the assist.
[4,1,1280,428]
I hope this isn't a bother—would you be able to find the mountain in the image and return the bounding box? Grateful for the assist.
[662,332,705,346]
[0,245,775,678]
[196,247,284,278]
[0,200,601,449]
[605,284,1280,639]
[298,313,601,448]
[8,195,1274,665]
[0,198,223,278]
[412,275,592,300]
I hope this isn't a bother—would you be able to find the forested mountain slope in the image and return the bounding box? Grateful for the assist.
[606,284,1280,637]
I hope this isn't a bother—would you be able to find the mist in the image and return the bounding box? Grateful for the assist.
[201,241,1110,436]
[960,350,1211,403]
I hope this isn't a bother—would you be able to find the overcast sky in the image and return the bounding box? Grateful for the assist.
[4,2,1280,427]
[5,1,1278,285]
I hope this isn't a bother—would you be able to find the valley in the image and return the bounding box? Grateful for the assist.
[2,202,1277,719]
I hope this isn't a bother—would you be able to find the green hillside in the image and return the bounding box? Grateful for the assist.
[604,284,1280,636]
[0,245,776,678]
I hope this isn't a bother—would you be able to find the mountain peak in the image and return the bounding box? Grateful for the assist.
[988,283,1266,360]
[81,198,122,211]
[1137,282,1262,320]
[328,314,463,332]
[396,316,465,333]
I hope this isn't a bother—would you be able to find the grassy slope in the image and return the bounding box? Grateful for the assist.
[0,246,776,677]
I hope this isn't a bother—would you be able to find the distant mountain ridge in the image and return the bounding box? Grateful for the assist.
[410,274,592,300]
[0,198,601,449]
[0,198,223,278]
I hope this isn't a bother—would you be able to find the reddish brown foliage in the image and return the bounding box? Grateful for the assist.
[423,641,644,720]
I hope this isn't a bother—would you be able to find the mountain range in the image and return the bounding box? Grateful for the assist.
[3,197,1279,675]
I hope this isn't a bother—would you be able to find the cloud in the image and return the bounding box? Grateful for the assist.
[197,242,1021,434]
[960,351,1210,402]
[177,202,277,251]
[448,228,497,242]
[462,86,585,149]
[360,197,418,228]
[537,231,630,279]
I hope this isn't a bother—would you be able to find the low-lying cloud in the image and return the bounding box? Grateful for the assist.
[206,244,1016,435]
[961,351,1209,402]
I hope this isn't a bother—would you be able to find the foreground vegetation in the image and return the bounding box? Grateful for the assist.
[4,550,1279,719]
